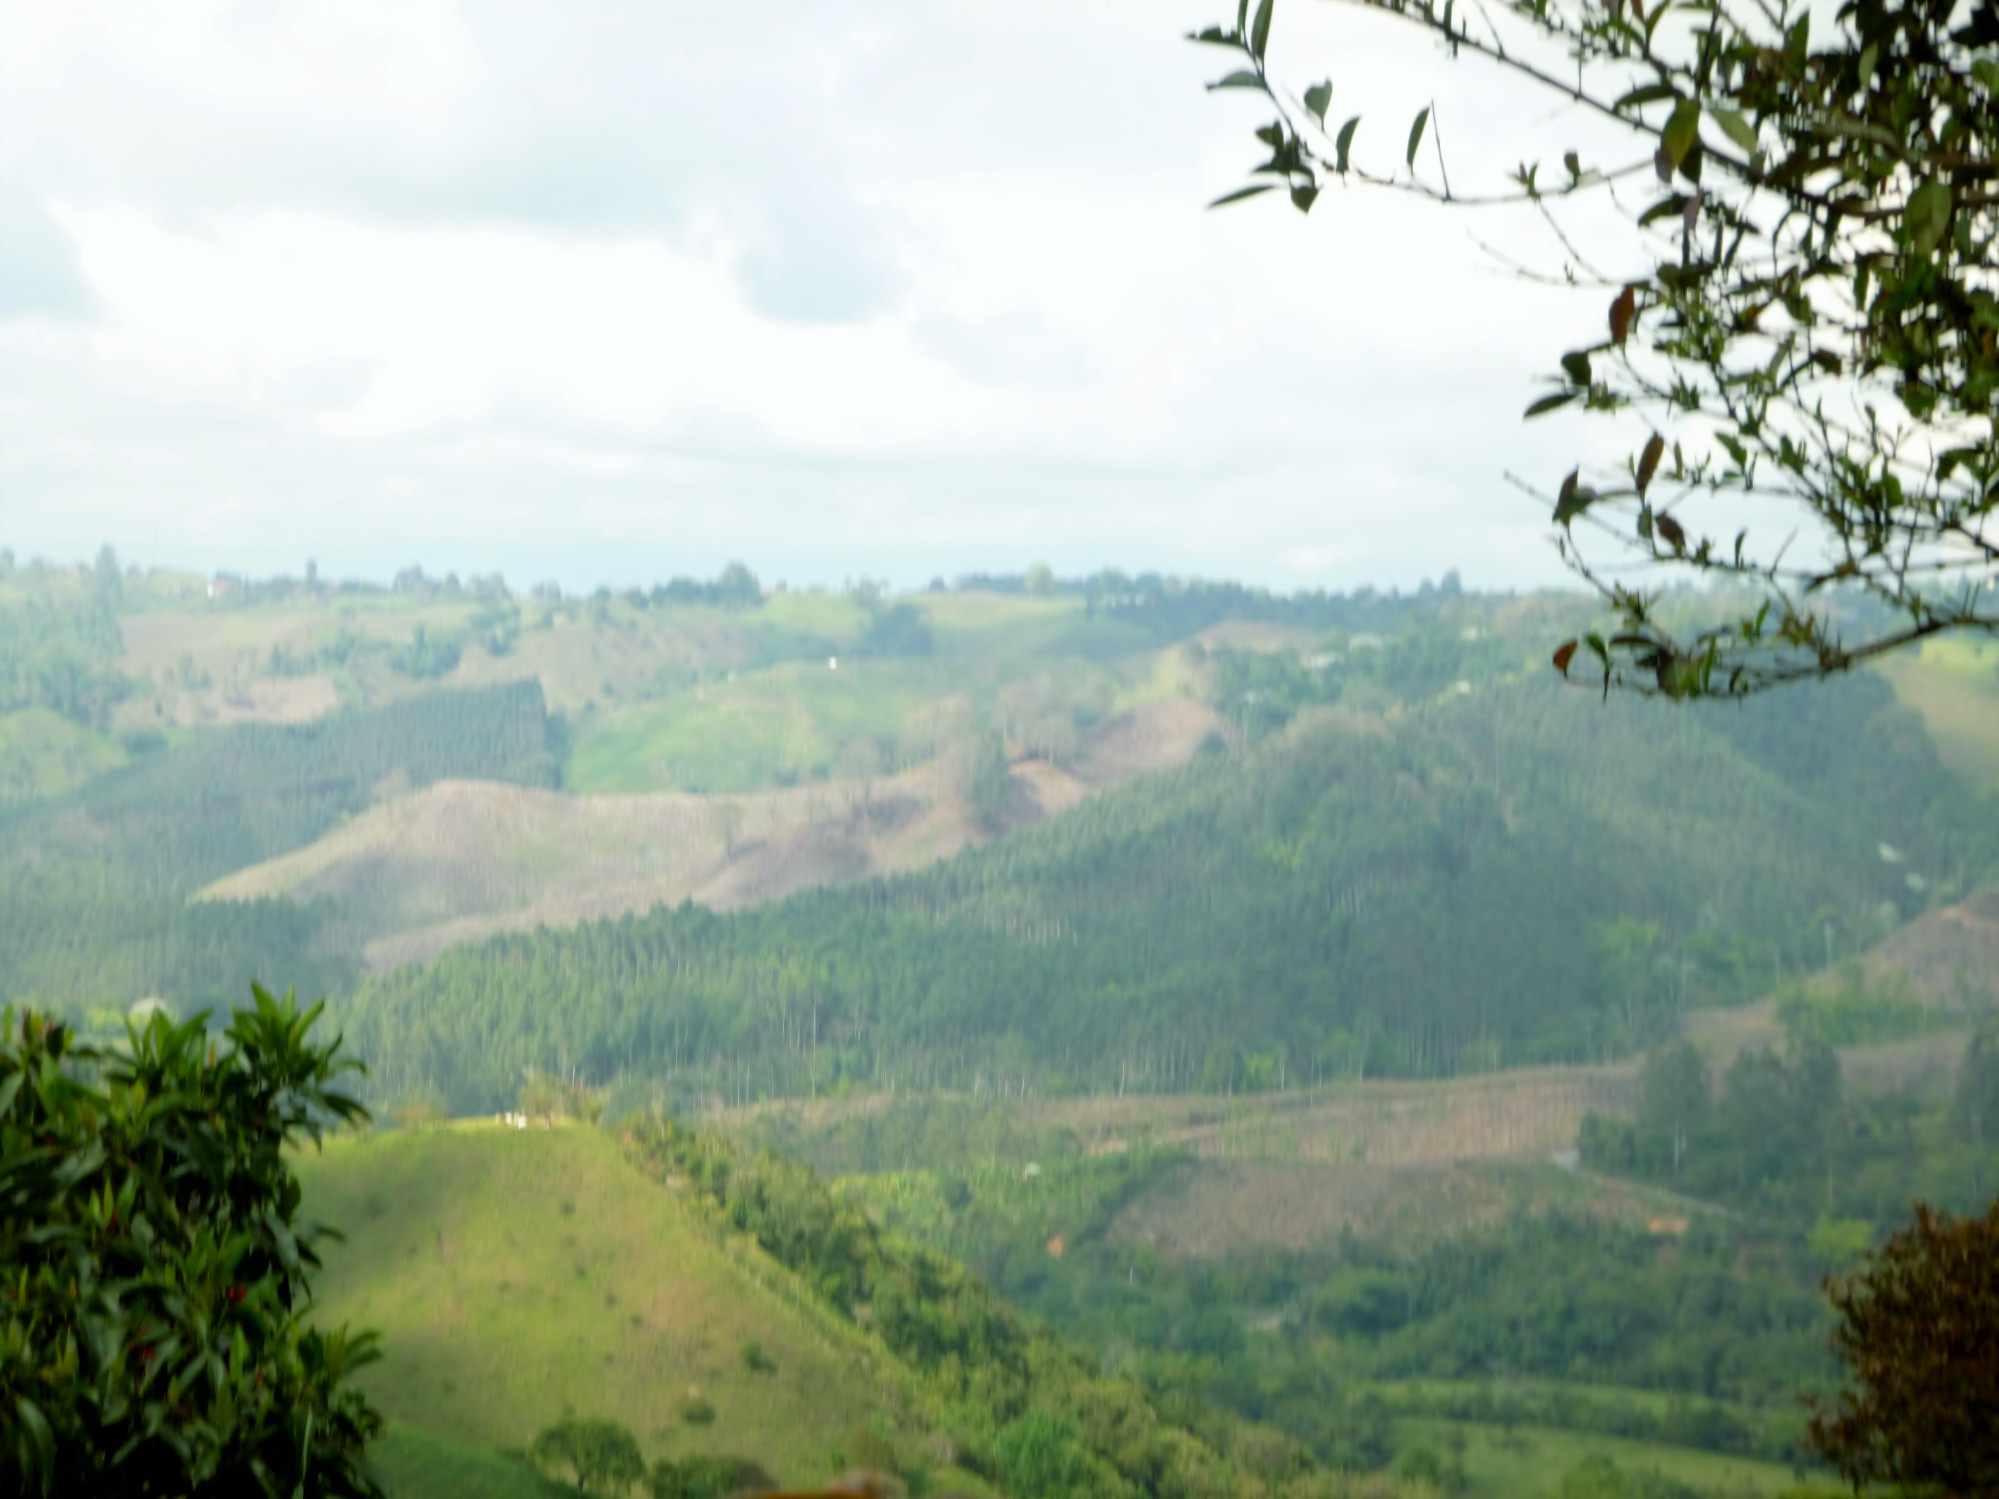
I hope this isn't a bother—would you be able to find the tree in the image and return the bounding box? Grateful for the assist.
[1634,1037,1710,1176]
[532,1417,647,1496]
[1195,0,1999,695]
[1806,1198,1999,1494]
[1956,1023,1999,1147]
[0,988,384,1497]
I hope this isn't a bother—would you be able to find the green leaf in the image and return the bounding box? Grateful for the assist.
[1711,109,1757,154]
[1290,183,1320,212]
[1908,180,1953,255]
[1406,106,1431,169]
[1614,82,1677,111]
[1210,183,1279,207]
[1662,99,1700,170]
[1560,351,1593,385]
[1303,80,1333,124]
[1189,26,1242,47]
[1251,0,1275,60]
[1527,391,1581,418]
[1335,115,1360,172]
[1208,70,1267,90]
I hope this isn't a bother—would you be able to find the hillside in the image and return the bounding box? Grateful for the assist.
[298,1118,1334,1499]
[199,699,1228,970]
[329,669,1997,1114]
[297,1123,917,1488]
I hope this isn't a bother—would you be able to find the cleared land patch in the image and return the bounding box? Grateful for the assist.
[201,700,1228,970]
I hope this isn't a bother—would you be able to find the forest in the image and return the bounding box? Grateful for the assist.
[331,669,1995,1114]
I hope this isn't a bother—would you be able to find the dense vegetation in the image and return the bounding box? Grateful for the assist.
[0,681,560,1015]
[336,672,1994,1113]
[620,1115,1340,1499]
[1581,1026,1999,1221]
[0,992,382,1496]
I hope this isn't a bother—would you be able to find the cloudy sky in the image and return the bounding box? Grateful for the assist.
[0,1,1639,593]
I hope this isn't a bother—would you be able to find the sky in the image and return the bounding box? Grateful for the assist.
[0,1,1644,594]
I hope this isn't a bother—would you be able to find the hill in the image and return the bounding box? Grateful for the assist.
[297,1123,915,1488]
[199,699,1228,971]
[298,1119,1340,1499]
[328,669,1997,1115]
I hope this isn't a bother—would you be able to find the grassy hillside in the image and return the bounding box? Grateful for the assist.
[300,1119,1352,1499]
[297,1123,930,1488]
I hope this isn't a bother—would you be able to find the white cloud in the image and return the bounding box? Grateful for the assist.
[0,0,1645,592]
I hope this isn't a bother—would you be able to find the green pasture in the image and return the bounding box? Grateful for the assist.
[563,658,947,792]
[298,1123,904,1491]
[1876,637,1999,790]
[371,1427,558,1499]
[0,707,126,804]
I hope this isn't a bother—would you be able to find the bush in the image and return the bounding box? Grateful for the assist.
[649,1455,776,1499]
[0,990,384,1496]
[740,1339,777,1374]
[678,1394,718,1426]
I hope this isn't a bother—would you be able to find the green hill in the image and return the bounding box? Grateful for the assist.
[297,1123,914,1489]
[330,670,1999,1114]
[298,1119,1335,1499]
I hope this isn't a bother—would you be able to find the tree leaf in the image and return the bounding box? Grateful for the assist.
[1527,391,1581,417]
[1290,183,1319,212]
[1209,183,1279,207]
[1207,70,1268,90]
[1335,116,1360,172]
[1251,0,1275,60]
[1553,640,1579,674]
[1554,469,1600,523]
[1188,26,1242,46]
[1712,109,1758,154]
[1615,82,1677,111]
[1656,513,1686,550]
[1406,106,1431,169]
[1561,351,1593,386]
[1908,180,1953,255]
[1637,433,1665,496]
[1303,80,1333,124]
[1610,285,1639,346]
[1662,99,1701,170]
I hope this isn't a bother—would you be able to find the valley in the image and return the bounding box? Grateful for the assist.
[4,556,1994,1499]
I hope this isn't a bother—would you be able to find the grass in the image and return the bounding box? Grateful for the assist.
[1875,638,1999,790]
[565,658,947,794]
[297,1122,915,1491]
[0,707,126,804]
[1397,1417,1805,1499]
[370,1427,558,1499]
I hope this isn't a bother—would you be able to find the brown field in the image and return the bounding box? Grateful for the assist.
[200,699,1228,970]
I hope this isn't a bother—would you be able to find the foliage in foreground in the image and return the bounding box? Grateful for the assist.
[0,988,383,1497]
[1806,1196,1999,1494]
[1200,0,1999,695]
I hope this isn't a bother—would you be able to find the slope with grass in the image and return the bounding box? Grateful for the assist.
[297,1122,926,1488]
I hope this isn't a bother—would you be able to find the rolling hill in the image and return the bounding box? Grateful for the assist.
[297,1123,919,1489]
[297,1118,1330,1499]
[328,668,1996,1115]
[199,699,1228,971]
